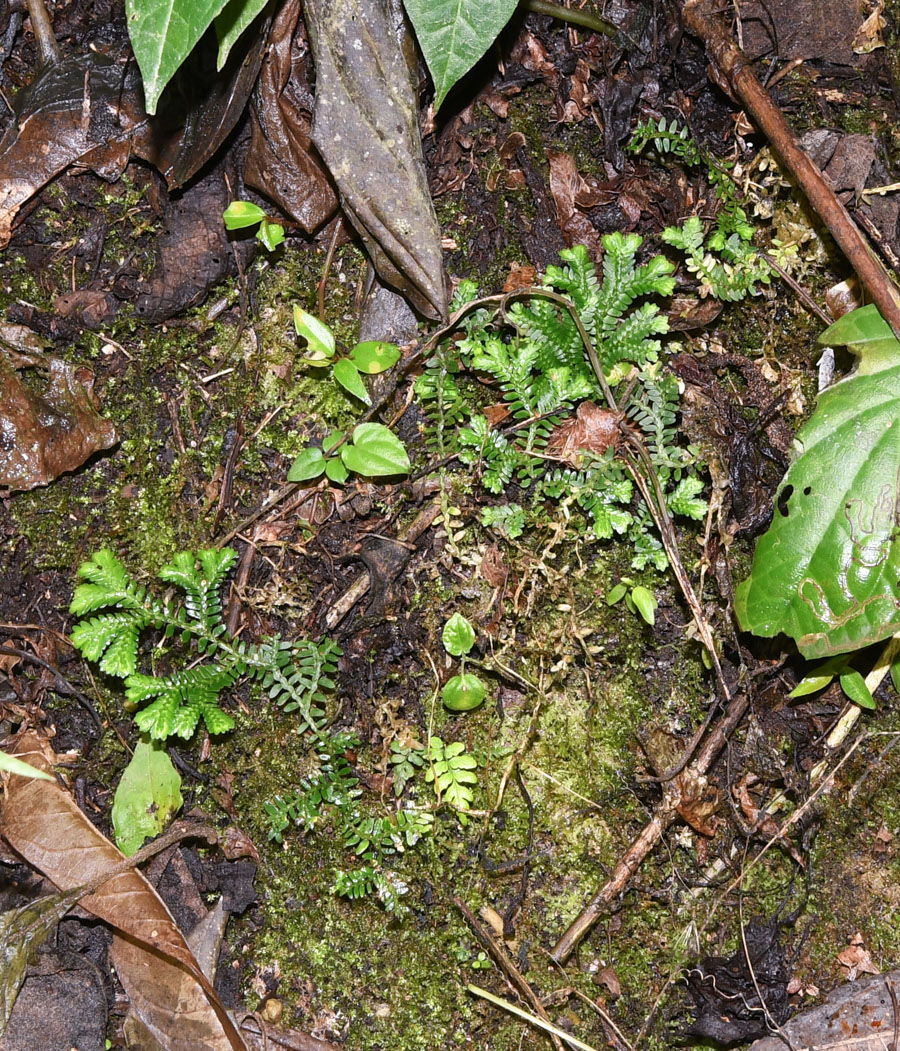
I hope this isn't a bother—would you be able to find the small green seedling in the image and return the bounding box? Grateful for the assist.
[288,423,410,484]
[222,201,285,252]
[441,612,488,711]
[293,306,401,406]
[607,579,658,626]
[789,655,875,710]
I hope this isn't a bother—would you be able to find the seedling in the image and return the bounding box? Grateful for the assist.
[222,201,285,252]
[789,655,875,709]
[607,578,658,626]
[441,612,488,711]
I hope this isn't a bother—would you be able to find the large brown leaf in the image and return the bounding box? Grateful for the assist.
[0,733,246,1051]
[303,0,448,319]
[243,0,338,233]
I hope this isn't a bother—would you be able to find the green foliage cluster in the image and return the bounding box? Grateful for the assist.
[417,238,708,569]
[629,117,772,300]
[70,548,340,740]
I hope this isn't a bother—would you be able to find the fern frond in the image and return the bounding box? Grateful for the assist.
[70,611,149,675]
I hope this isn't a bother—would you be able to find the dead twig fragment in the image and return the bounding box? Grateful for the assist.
[681,0,900,339]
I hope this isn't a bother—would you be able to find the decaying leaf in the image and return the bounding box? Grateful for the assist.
[546,150,605,258]
[243,0,338,233]
[0,52,144,248]
[304,0,448,319]
[0,352,117,491]
[544,401,622,465]
[1,732,246,1051]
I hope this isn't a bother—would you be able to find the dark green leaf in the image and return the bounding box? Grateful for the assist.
[735,306,900,658]
[214,0,269,70]
[839,669,876,709]
[288,447,326,483]
[341,423,410,478]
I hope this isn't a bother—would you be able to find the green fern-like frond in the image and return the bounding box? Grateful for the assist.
[626,369,681,469]
[426,737,478,811]
[458,415,524,494]
[127,665,239,740]
[159,548,238,632]
[70,611,148,676]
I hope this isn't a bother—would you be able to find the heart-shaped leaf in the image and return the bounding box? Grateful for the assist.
[735,305,900,658]
[402,0,520,111]
[341,423,409,478]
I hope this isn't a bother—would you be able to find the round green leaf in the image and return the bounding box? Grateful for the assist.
[293,305,335,362]
[333,358,371,405]
[341,423,410,478]
[288,447,326,482]
[257,219,285,252]
[222,201,266,229]
[349,341,402,374]
[442,673,487,712]
[442,612,476,656]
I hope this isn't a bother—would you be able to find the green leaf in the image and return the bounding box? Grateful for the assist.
[402,0,519,111]
[333,358,371,405]
[442,673,487,711]
[349,341,402,375]
[839,669,876,710]
[892,659,900,697]
[788,673,836,698]
[325,458,350,484]
[630,585,658,626]
[293,305,335,363]
[442,613,477,657]
[125,0,229,115]
[735,306,900,658]
[112,738,183,856]
[341,423,410,478]
[0,751,54,780]
[257,219,285,252]
[606,583,628,605]
[213,0,268,70]
[222,200,266,230]
[288,447,326,483]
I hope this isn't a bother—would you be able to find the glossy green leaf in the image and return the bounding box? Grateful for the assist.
[257,219,285,252]
[287,447,326,483]
[333,358,371,405]
[293,305,335,363]
[630,585,657,626]
[349,341,402,375]
[402,0,519,111]
[788,673,835,698]
[442,673,487,711]
[325,457,350,485]
[214,0,268,70]
[112,739,183,856]
[839,669,875,710]
[442,612,476,656]
[222,200,266,230]
[341,423,410,478]
[735,306,900,658]
[125,0,229,114]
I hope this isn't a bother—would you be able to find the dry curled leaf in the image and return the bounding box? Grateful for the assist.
[544,401,621,465]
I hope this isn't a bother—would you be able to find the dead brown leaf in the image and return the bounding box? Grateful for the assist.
[544,401,621,466]
[1,732,246,1051]
[837,933,879,979]
[0,352,117,491]
[243,0,337,233]
[546,151,604,258]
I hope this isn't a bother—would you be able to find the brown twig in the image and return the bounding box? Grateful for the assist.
[682,0,900,339]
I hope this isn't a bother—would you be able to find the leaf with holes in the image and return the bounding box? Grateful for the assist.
[402,0,520,111]
[735,306,900,658]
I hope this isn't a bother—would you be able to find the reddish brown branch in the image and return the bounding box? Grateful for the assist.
[682,0,900,339]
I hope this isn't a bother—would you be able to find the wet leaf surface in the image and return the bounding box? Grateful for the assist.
[0,352,117,492]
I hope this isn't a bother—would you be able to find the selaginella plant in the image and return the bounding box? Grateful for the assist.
[417,236,708,570]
